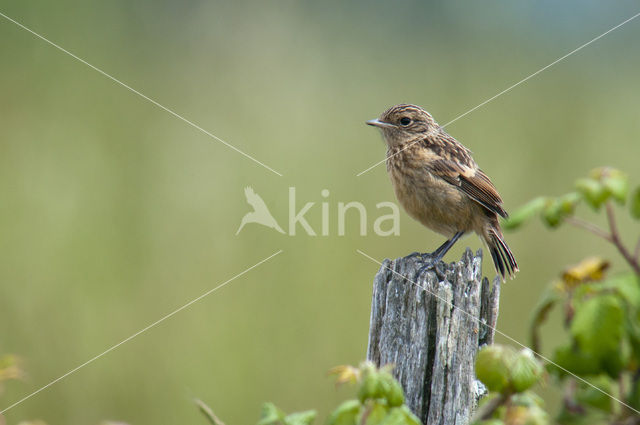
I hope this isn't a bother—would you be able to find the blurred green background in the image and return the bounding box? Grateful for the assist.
[1,0,640,423]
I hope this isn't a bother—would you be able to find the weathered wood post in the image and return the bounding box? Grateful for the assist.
[366,248,500,425]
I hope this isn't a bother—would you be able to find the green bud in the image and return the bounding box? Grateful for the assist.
[602,174,629,204]
[475,345,515,393]
[542,199,564,228]
[358,372,383,402]
[509,349,543,392]
[385,379,405,407]
[576,178,609,210]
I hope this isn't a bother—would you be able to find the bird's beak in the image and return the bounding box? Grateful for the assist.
[366,119,394,129]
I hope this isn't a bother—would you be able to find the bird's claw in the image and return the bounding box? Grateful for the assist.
[416,258,437,277]
[407,251,432,260]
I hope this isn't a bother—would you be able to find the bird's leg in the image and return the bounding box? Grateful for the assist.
[407,242,450,259]
[417,232,464,276]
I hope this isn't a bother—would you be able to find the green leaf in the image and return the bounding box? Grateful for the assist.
[396,406,421,425]
[540,193,580,228]
[356,402,388,425]
[602,173,629,204]
[358,371,386,402]
[576,178,609,210]
[383,375,405,407]
[575,375,613,413]
[377,406,422,425]
[475,345,515,393]
[502,197,548,230]
[258,403,286,425]
[551,344,601,377]
[556,404,609,425]
[558,192,582,214]
[328,400,360,425]
[570,294,625,378]
[509,350,543,392]
[631,187,640,219]
[541,198,565,228]
[284,410,317,425]
[599,273,640,308]
[629,372,640,411]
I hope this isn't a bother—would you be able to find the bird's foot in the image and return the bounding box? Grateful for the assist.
[416,256,447,280]
[407,251,432,260]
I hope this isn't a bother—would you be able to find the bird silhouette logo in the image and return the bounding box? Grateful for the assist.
[236,187,285,235]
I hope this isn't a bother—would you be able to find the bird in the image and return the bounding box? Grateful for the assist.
[236,187,285,235]
[366,104,518,280]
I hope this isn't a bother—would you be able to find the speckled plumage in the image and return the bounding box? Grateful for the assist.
[367,104,518,280]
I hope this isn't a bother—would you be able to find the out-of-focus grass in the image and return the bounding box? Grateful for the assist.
[1,1,639,424]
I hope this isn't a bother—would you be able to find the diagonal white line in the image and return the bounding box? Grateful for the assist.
[0,11,283,177]
[356,10,640,177]
[356,249,640,416]
[0,249,283,415]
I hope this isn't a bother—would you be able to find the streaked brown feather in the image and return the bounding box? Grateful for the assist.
[426,158,508,219]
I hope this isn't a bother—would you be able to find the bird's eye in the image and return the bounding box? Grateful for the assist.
[399,117,411,126]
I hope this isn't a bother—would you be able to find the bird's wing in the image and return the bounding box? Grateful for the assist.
[427,159,508,218]
[244,187,268,210]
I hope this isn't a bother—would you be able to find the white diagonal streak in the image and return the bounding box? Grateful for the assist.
[356,249,640,415]
[357,10,640,177]
[0,11,283,177]
[0,249,283,415]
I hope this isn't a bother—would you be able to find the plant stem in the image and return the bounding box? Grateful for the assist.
[195,399,226,425]
[472,392,510,421]
[635,237,640,262]
[605,203,640,276]
[360,402,373,425]
[565,217,611,242]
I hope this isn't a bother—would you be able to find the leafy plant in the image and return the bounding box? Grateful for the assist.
[196,362,421,425]
[471,345,548,425]
[502,167,640,424]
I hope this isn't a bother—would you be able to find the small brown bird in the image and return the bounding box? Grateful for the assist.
[367,104,518,280]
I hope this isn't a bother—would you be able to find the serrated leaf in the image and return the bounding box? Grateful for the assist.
[576,178,609,210]
[328,400,361,425]
[631,187,640,219]
[284,410,317,425]
[502,197,548,230]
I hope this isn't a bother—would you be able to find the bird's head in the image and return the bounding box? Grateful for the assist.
[366,104,438,147]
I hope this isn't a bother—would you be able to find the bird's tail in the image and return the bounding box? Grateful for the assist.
[487,229,518,281]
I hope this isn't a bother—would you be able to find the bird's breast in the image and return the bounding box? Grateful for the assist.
[386,148,476,237]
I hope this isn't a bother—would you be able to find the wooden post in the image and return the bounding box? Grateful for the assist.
[366,248,500,425]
